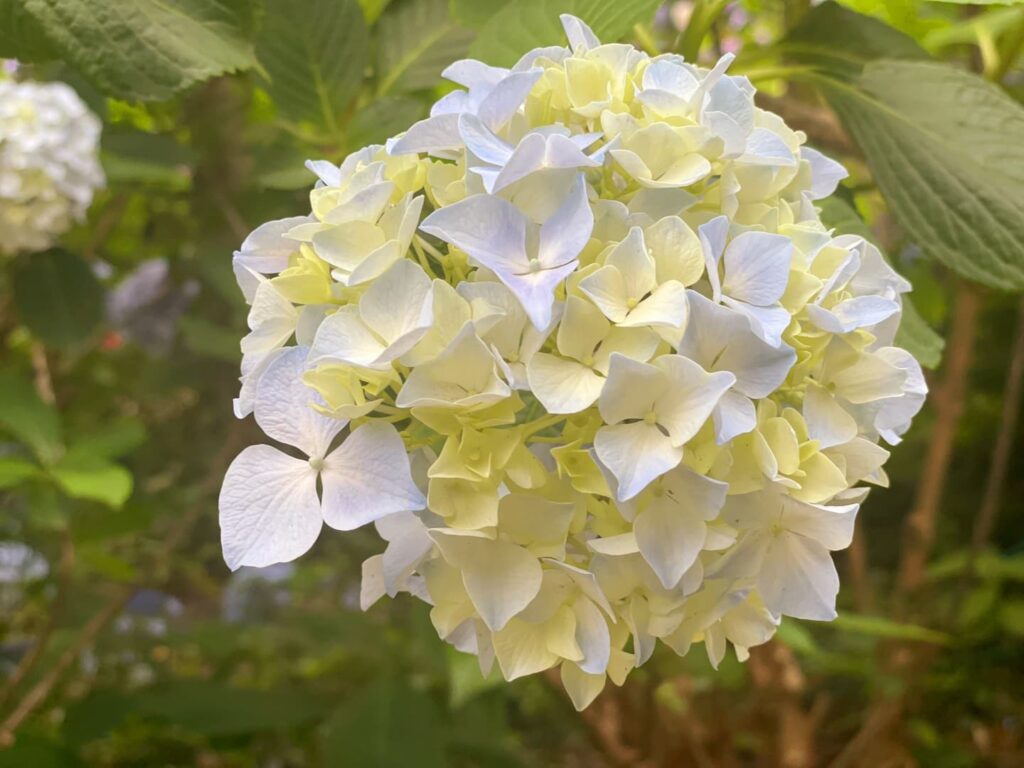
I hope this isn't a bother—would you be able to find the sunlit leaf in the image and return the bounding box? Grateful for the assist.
[0,371,62,464]
[51,454,133,509]
[0,456,42,490]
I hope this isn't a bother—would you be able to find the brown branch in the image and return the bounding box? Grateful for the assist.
[845,524,875,614]
[970,296,1024,557]
[897,281,981,600]
[827,697,903,768]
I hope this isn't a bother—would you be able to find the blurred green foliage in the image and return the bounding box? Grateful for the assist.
[1,0,1024,765]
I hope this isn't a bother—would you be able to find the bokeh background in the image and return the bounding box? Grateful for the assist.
[1,1,1023,766]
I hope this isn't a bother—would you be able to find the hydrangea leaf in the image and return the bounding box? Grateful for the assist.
[23,0,259,100]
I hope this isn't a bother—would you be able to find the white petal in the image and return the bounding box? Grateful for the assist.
[359,259,434,354]
[653,355,735,446]
[431,530,543,631]
[578,265,629,323]
[594,422,683,501]
[622,281,689,329]
[803,383,857,449]
[802,147,848,200]
[387,113,461,155]
[783,497,859,551]
[807,296,900,334]
[241,280,297,356]
[721,299,791,347]
[254,347,345,458]
[219,445,321,571]
[492,617,559,680]
[635,498,707,589]
[527,353,605,414]
[758,531,839,621]
[598,353,667,425]
[561,663,606,711]
[679,291,795,398]
[537,174,593,270]
[722,231,792,306]
[360,554,386,610]
[420,192,526,274]
[573,597,612,674]
[309,305,387,369]
[476,69,544,131]
[561,13,600,52]
[320,422,426,531]
[712,390,757,443]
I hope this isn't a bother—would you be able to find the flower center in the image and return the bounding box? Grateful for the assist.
[643,411,658,425]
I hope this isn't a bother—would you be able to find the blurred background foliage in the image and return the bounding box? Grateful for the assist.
[1,0,1023,765]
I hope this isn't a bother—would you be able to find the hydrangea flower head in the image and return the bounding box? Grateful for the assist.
[220,16,926,710]
[0,78,104,255]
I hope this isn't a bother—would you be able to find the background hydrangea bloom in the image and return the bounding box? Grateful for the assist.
[0,79,104,255]
[219,14,926,710]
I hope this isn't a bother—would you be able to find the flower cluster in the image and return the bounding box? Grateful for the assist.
[0,78,104,256]
[220,16,926,709]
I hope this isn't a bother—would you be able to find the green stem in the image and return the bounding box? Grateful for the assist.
[677,0,730,61]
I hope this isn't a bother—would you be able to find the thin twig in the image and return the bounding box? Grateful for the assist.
[0,532,73,710]
[0,421,247,746]
[29,343,55,406]
[0,587,131,746]
[845,524,875,613]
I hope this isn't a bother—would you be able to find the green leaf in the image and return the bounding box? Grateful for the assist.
[449,0,509,29]
[469,0,664,67]
[781,2,928,78]
[1000,600,1024,636]
[322,678,446,768]
[0,0,55,61]
[79,547,138,581]
[137,681,328,735]
[178,315,241,363]
[929,0,1024,5]
[102,132,195,190]
[0,456,42,490]
[0,371,62,464]
[0,733,83,768]
[831,613,952,645]
[346,96,428,149]
[257,0,368,132]
[817,196,944,368]
[11,250,105,349]
[895,298,944,370]
[359,0,394,23]
[820,61,1024,291]
[377,0,475,95]
[51,454,133,509]
[68,420,147,461]
[22,0,258,100]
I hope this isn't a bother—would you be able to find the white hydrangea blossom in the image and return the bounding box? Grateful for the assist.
[0,79,104,255]
[219,16,926,710]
